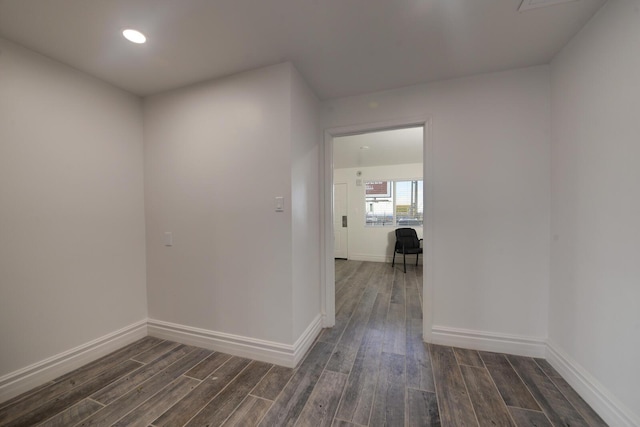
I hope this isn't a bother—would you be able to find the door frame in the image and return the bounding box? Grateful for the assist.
[333,182,349,259]
[320,116,434,343]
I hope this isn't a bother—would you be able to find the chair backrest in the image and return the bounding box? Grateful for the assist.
[395,227,420,250]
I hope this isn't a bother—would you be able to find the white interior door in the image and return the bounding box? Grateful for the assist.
[334,183,348,259]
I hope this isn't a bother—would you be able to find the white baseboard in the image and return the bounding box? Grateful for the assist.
[348,253,423,265]
[430,325,546,357]
[546,341,640,427]
[148,315,322,368]
[0,319,147,404]
[292,314,324,366]
[348,253,391,263]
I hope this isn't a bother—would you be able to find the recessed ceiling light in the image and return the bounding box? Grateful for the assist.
[122,29,146,44]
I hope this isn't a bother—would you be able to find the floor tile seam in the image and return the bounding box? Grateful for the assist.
[533,358,598,425]
[129,339,169,364]
[255,341,334,425]
[53,343,142,383]
[333,417,367,426]
[381,316,407,356]
[361,344,389,426]
[482,357,538,412]
[330,282,375,350]
[2,357,145,426]
[335,282,367,313]
[173,359,257,427]
[132,342,184,365]
[420,346,442,417]
[335,266,361,290]
[455,355,482,427]
[0,390,66,425]
[181,373,205,382]
[74,372,192,427]
[381,268,405,355]
[505,356,555,426]
[506,405,547,415]
[90,347,201,405]
[340,285,381,337]
[403,346,410,427]
[85,369,204,426]
[333,285,383,370]
[451,348,462,366]
[478,353,531,426]
[88,347,198,406]
[184,350,238,385]
[456,360,484,368]
[215,366,274,427]
[32,397,98,427]
[422,351,458,418]
[474,360,519,426]
[249,363,299,403]
[288,341,339,426]
[246,364,278,398]
[412,269,437,422]
[331,365,353,425]
[293,370,349,427]
[95,381,171,427]
[405,267,421,313]
[252,397,275,427]
[348,265,377,290]
[405,386,437,393]
[363,366,381,426]
[247,393,274,403]
[335,370,360,425]
[26,360,131,420]
[532,359,561,379]
[336,339,386,426]
[85,397,105,407]
[0,382,55,412]
[339,331,386,426]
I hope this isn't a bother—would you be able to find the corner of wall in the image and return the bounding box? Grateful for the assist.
[546,341,640,427]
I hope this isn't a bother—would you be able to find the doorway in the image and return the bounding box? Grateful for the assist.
[322,117,433,343]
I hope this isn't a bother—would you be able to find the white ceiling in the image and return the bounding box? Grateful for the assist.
[0,0,605,99]
[334,127,423,169]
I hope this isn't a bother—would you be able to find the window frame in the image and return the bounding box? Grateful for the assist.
[364,178,423,227]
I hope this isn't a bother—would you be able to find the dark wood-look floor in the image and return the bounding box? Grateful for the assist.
[0,261,607,427]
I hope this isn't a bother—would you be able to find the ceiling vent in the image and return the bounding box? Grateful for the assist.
[518,0,579,12]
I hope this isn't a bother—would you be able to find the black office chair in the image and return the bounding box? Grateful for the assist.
[392,228,423,273]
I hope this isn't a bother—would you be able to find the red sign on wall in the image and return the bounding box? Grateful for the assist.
[366,181,390,197]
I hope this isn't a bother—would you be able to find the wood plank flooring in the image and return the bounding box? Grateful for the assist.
[0,261,607,426]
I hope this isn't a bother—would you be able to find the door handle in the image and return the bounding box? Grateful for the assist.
[342,216,348,227]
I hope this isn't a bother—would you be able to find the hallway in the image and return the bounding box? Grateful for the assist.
[0,261,606,426]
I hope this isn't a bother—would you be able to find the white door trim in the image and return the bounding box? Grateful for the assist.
[320,116,434,343]
[333,183,348,259]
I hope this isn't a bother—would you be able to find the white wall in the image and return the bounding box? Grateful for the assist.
[144,63,321,346]
[334,163,423,262]
[549,0,640,422]
[290,67,322,340]
[323,66,551,341]
[144,63,294,344]
[0,38,147,376]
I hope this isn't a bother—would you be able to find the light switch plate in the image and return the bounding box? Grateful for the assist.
[275,196,284,212]
[164,232,173,246]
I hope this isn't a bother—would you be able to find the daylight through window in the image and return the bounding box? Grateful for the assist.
[365,180,423,226]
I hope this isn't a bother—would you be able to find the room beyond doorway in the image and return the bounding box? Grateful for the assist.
[322,117,432,343]
[332,126,424,262]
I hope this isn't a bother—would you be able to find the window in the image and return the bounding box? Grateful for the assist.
[365,179,423,226]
